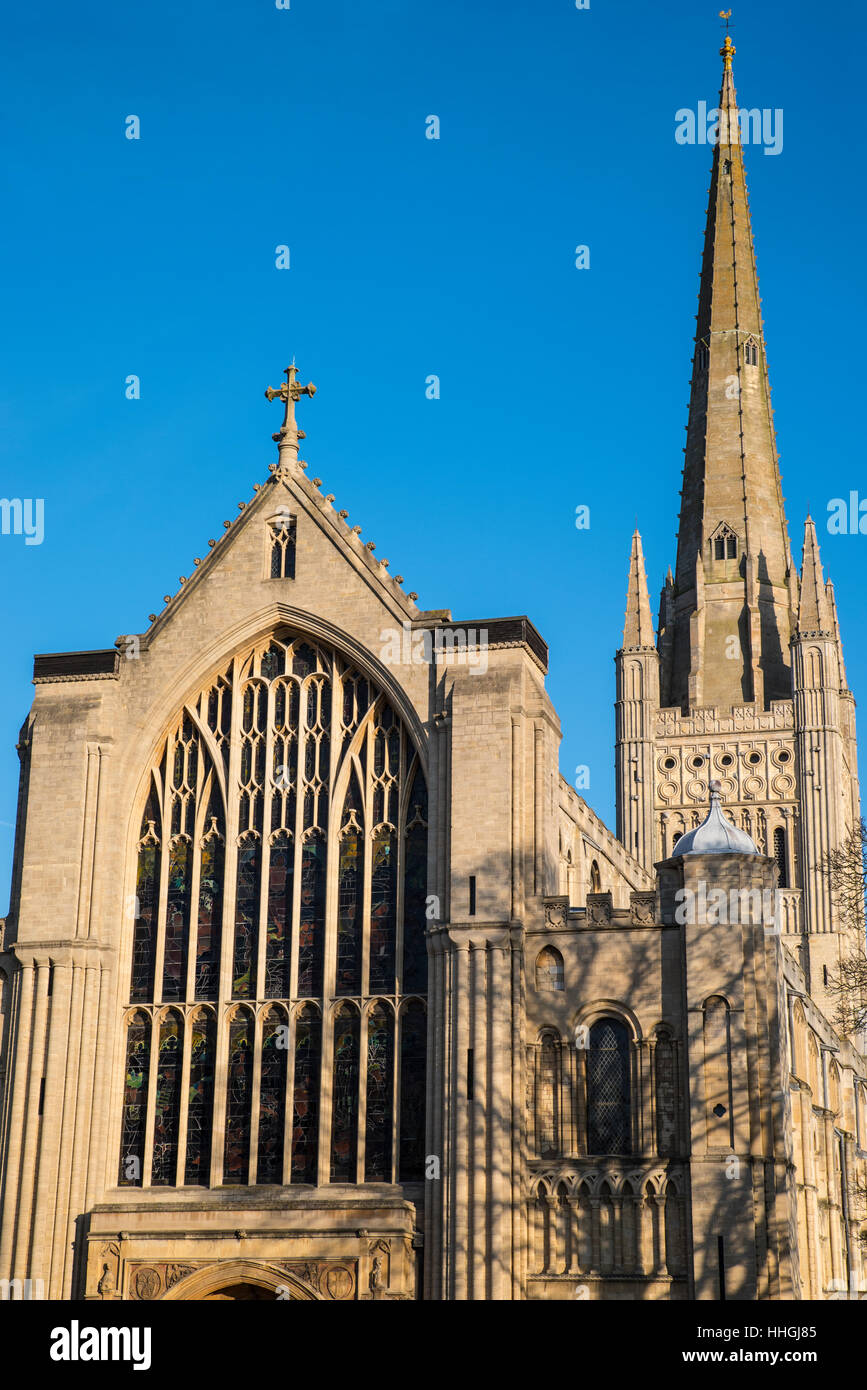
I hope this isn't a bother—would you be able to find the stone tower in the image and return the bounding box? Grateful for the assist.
[615,35,861,1007]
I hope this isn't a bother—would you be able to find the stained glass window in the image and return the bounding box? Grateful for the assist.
[184,1010,215,1184]
[223,1010,253,1183]
[298,835,325,997]
[196,807,224,1000]
[398,1001,426,1181]
[265,834,293,999]
[365,1004,394,1181]
[292,1005,320,1183]
[587,1018,632,1156]
[257,1007,288,1184]
[130,791,161,1003]
[118,1012,150,1186]
[337,776,363,995]
[330,1005,359,1181]
[370,830,397,993]
[151,1011,183,1184]
[232,839,260,998]
[121,631,427,1193]
[163,839,191,1001]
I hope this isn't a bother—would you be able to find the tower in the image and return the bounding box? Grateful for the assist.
[616,34,861,999]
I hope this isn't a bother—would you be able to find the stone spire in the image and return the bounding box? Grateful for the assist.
[665,33,794,712]
[796,516,833,635]
[621,530,655,648]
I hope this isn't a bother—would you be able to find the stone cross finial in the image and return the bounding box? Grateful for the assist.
[265,364,317,469]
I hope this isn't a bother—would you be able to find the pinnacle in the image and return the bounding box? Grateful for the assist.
[621,530,655,649]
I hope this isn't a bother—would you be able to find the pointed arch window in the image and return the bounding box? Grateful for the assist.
[773,827,788,889]
[712,523,738,561]
[257,1007,288,1184]
[744,338,759,367]
[330,1004,360,1181]
[365,1003,395,1181]
[587,1018,632,1156]
[698,343,709,370]
[590,860,601,893]
[152,1010,183,1184]
[268,511,297,579]
[223,1008,254,1183]
[119,631,427,1192]
[118,1012,150,1186]
[184,1010,215,1184]
[292,1004,321,1183]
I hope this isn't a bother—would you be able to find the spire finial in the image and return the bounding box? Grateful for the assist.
[719,12,735,70]
[265,363,317,471]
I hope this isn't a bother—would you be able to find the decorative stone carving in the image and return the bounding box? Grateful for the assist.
[586,892,613,926]
[630,892,656,925]
[131,1266,162,1301]
[544,897,568,930]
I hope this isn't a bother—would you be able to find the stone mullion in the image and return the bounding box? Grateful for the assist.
[281,1005,297,1185]
[357,1005,369,1183]
[248,1006,263,1185]
[141,1008,159,1188]
[318,1001,334,1186]
[175,1005,194,1187]
[211,657,243,1187]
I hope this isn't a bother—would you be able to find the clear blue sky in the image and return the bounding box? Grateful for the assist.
[2,0,866,910]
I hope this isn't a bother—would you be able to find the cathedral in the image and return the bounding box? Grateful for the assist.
[0,34,865,1303]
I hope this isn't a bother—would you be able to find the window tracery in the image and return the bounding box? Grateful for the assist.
[119,629,428,1189]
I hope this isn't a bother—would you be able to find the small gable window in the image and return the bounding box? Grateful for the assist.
[744,339,759,367]
[712,524,737,561]
[268,511,296,579]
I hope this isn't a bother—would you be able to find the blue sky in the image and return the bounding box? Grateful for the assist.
[2,0,866,909]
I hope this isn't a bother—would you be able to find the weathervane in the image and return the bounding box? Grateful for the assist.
[719,11,735,68]
[265,363,317,470]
